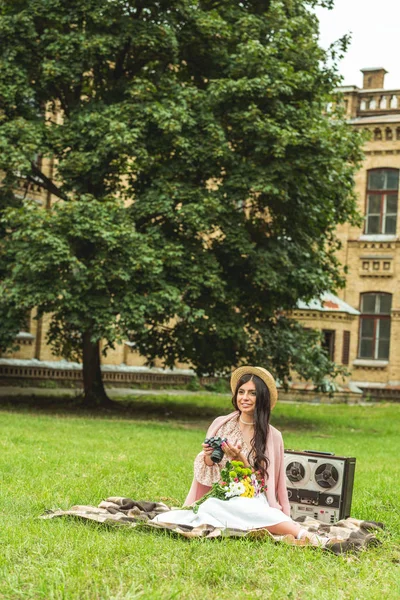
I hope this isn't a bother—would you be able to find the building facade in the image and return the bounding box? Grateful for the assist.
[3,67,400,396]
[295,68,400,397]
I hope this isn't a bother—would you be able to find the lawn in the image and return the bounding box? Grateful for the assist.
[0,393,399,599]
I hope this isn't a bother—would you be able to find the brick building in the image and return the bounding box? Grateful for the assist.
[294,68,400,398]
[2,67,400,396]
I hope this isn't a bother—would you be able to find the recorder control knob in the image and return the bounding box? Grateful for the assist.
[326,496,334,505]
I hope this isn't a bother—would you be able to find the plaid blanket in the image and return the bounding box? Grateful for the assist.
[41,497,384,555]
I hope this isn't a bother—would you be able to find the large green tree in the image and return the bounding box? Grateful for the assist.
[0,0,363,404]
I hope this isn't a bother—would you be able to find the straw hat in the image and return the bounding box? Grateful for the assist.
[230,366,278,409]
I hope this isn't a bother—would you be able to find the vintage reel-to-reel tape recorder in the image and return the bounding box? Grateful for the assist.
[284,450,356,524]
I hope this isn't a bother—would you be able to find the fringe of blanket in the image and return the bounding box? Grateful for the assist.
[40,497,384,555]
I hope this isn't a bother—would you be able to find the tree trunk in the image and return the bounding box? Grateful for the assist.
[82,331,112,406]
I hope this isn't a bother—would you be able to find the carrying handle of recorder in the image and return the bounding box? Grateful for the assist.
[302,450,335,456]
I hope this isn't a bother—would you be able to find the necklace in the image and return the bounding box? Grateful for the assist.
[239,414,254,426]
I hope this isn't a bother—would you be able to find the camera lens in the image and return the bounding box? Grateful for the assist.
[211,447,224,463]
[211,448,224,463]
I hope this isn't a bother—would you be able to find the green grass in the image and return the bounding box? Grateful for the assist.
[0,394,399,599]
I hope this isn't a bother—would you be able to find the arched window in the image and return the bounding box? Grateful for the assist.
[369,98,377,110]
[385,127,393,140]
[390,95,398,108]
[396,127,400,140]
[365,169,399,234]
[380,96,387,109]
[373,128,382,141]
[358,293,392,359]
[360,100,367,111]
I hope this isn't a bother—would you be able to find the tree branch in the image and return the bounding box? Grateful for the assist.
[113,40,131,80]
[29,162,67,201]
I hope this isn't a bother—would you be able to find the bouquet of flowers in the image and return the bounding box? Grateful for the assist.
[192,460,267,513]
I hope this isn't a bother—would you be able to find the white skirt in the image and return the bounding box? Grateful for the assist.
[151,494,291,531]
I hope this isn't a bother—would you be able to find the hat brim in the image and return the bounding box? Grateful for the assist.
[230,366,278,409]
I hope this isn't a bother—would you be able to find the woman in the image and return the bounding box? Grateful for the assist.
[152,366,328,546]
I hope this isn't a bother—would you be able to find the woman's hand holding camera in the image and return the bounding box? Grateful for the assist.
[202,439,250,468]
[202,442,215,466]
[221,440,250,467]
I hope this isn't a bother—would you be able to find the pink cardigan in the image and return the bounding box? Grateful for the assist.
[184,411,290,516]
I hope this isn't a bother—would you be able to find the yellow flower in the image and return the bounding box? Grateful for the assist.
[240,480,255,498]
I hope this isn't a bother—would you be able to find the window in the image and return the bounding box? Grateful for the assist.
[358,293,392,360]
[365,169,399,234]
[373,128,382,141]
[322,330,335,361]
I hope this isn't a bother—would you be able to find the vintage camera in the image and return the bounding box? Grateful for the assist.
[204,436,227,463]
[284,449,356,524]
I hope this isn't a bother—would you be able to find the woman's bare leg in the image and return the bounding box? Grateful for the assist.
[267,520,329,546]
[266,521,302,537]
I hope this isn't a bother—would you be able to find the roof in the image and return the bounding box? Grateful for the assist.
[296,292,360,316]
[360,67,387,73]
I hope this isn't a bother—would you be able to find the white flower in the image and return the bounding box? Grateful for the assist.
[225,481,245,498]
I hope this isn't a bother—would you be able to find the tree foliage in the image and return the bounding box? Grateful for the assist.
[0,0,363,400]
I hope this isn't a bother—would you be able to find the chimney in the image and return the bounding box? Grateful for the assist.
[361,68,387,90]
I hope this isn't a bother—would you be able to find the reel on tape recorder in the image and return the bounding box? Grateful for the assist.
[284,450,356,524]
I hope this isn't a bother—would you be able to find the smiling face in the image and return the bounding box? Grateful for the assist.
[236,378,257,417]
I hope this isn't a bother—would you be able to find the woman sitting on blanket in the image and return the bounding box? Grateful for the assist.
[153,366,329,546]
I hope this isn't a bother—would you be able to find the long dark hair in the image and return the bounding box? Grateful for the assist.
[232,374,271,478]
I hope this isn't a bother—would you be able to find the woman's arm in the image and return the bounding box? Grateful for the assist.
[202,442,215,467]
[193,450,223,485]
[184,414,237,506]
[276,433,291,516]
[192,414,241,485]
